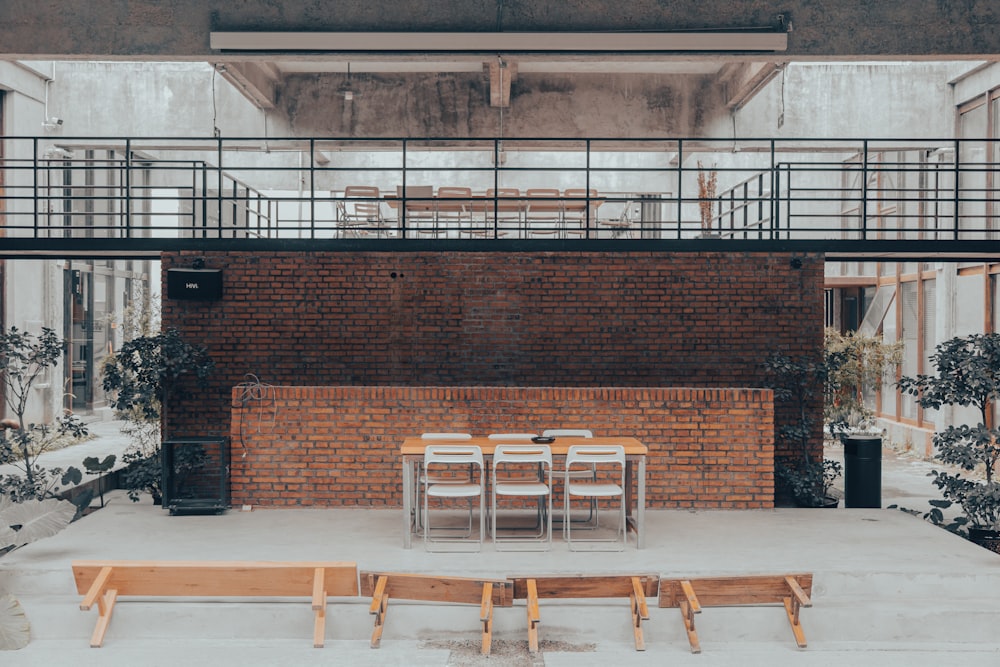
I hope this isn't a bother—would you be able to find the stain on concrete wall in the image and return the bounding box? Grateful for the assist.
[282,72,726,137]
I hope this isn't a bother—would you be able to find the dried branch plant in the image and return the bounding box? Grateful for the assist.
[697,161,718,231]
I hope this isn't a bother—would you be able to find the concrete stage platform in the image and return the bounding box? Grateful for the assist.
[2,495,1000,666]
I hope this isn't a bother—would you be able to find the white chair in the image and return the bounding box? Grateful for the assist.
[484,187,521,238]
[543,429,598,528]
[340,185,392,238]
[487,433,537,440]
[563,445,627,551]
[542,429,593,439]
[562,188,600,237]
[437,186,473,238]
[491,444,553,551]
[423,444,485,552]
[525,188,563,237]
[415,433,472,531]
[397,185,439,237]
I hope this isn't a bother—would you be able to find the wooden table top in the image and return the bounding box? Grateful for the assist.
[400,435,645,456]
[384,195,603,213]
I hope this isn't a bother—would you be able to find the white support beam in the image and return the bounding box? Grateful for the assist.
[215,61,279,109]
[486,60,516,108]
[720,61,785,111]
[211,31,788,54]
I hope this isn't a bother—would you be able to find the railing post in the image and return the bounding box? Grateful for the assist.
[400,139,408,238]
[769,140,778,240]
[493,138,500,238]
[217,138,224,239]
[953,138,961,241]
[585,139,592,238]
[309,138,316,240]
[861,140,870,241]
[32,138,40,238]
[123,139,131,239]
[201,161,209,240]
[676,139,684,240]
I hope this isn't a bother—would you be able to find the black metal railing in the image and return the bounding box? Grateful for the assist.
[1,136,997,257]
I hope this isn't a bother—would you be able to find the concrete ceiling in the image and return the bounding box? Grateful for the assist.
[213,55,775,112]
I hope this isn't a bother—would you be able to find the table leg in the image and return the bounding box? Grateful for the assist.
[623,456,645,549]
[637,456,646,549]
[402,456,414,549]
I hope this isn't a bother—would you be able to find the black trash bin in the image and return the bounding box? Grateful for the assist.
[843,435,882,508]
[162,436,230,515]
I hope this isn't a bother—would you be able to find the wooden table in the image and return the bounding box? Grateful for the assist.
[400,436,647,549]
[384,195,603,238]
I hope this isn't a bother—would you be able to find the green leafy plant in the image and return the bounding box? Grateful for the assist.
[0,326,88,502]
[1,494,77,650]
[82,455,117,508]
[102,328,214,503]
[762,352,840,507]
[898,333,1000,532]
[118,419,162,503]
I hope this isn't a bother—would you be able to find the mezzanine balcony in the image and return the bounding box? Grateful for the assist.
[1,136,997,260]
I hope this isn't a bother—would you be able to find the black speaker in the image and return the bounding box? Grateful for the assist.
[167,268,223,300]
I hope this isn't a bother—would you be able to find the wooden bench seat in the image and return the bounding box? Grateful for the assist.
[658,573,813,653]
[510,574,659,652]
[72,560,359,648]
[359,571,513,655]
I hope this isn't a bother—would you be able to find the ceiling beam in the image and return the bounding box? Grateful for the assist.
[210,31,788,54]
[486,60,517,107]
[720,61,785,111]
[214,61,279,109]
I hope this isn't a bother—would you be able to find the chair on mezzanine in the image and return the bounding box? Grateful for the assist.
[339,185,393,238]
[562,188,600,238]
[524,188,563,238]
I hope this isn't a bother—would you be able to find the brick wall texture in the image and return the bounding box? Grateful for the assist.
[161,250,825,509]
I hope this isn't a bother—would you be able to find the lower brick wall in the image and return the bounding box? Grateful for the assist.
[229,385,774,509]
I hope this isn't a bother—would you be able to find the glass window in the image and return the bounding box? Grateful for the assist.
[955,273,985,336]
[900,282,919,420]
[959,102,988,238]
[880,298,898,418]
[922,279,939,426]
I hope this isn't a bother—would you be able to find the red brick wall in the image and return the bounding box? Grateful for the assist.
[161,250,824,507]
[229,386,774,509]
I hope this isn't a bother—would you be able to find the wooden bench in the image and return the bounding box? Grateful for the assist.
[658,573,813,653]
[359,571,513,655]
[510,574,659,652]
[72,560,359,648]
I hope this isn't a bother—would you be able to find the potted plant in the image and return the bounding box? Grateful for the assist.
[823,328,903,441]
[101,328,214,504]
[696,161,719,238]
[763,352,842,507]
[898,333,1000,552]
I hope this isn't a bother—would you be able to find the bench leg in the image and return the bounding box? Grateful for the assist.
[526,579,540,653]
[367,575,389,648]
[783,596,808,648]
[480,583,494,655]
[679,600,701,654]
[312,567,326,648]
[90,588,118,648]
[630,576,649,651]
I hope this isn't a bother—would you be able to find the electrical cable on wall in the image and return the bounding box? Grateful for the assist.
[233,373,277,458]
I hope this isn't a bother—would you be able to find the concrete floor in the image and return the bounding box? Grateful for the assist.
[2,425,999,665]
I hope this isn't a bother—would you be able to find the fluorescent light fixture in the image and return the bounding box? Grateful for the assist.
[210,31,787,53]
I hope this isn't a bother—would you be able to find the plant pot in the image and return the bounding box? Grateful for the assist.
[793,495,840,509]
[968,527,1000,554]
